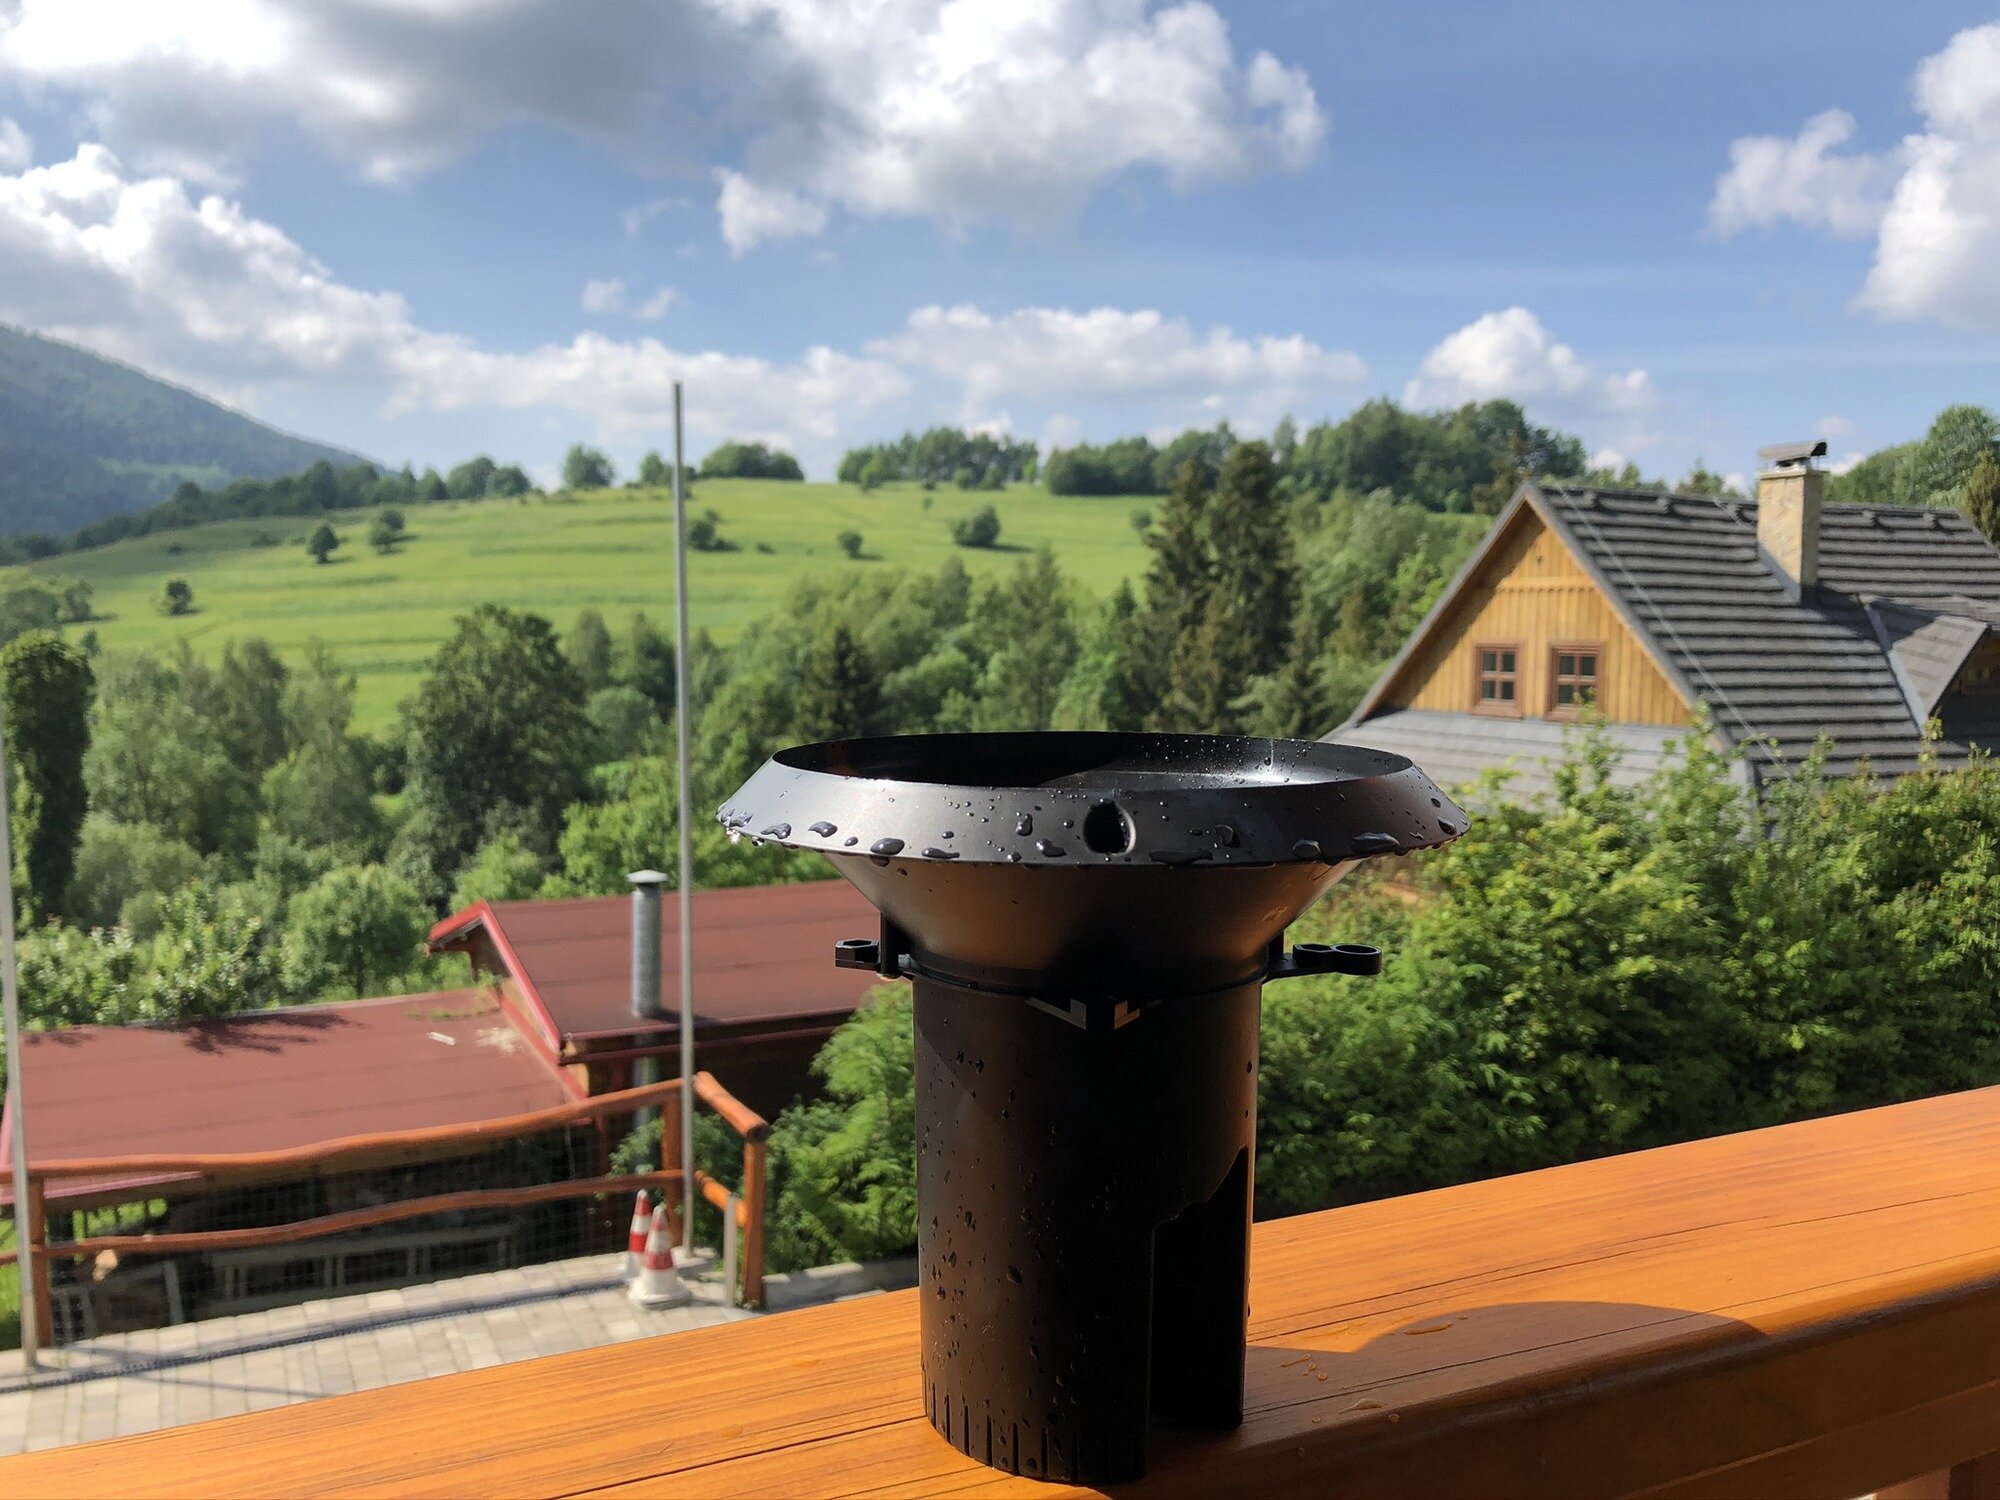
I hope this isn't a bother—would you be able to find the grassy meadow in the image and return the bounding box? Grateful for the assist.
[1,478,1153,730]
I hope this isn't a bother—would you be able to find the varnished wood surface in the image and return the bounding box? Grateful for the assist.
[14,1085,2000,1499]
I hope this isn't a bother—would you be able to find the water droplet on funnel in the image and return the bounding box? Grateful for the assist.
[921,847,959,860]
[809,821,837,837]
[1291,838,1322,861]
[842,836,858,847]
[870,837,905,857]
[760,823,791,840]
[725,828,744,845]
[1034,839,1066,858]
[1015,814,1033,836]
[1352,831,1402,855]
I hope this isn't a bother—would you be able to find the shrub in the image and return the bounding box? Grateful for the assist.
[951,504,1001,549]
[837,529,864,560]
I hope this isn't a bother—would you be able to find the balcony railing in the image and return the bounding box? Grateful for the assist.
[4,1072,769,1348]
[8,1082,2000,1496]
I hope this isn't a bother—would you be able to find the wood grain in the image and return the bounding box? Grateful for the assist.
[1389,506,1691,726]
[14,1085,2000,1498]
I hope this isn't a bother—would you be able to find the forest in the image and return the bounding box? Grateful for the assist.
[6,398,2000,1272]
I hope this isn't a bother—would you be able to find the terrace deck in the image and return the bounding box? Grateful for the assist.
[10,1084,2000,1497]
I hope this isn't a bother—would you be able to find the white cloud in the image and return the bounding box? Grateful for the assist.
[0,1,1325,246]
[1708,22,2000,329]
[709,0,1326,248]
[581,278,626,314]
[0,143,906,465]
[0,1,735,186]
[873,303,1364,424]
[0,118,29,170]
[1707,110,1895,238]
[1588,447,1626,472]
[715,171,827,254]
[1404,307,1656,416]
[1831,451,1867,476]
[1815,414,1856,440]
[636,287,676,320]
[396,334,910,445]
[621,194,694,238]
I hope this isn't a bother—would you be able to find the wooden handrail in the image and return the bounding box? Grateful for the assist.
[692,1170,749,1227]
[30,1078,688,1180]
[693,1070,769,1143]
[41,1172,682,1261]
[24,1085,2000,1497]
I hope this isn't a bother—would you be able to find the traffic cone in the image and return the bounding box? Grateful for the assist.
[629,1204,691,1309]
[624,1190,652,1278]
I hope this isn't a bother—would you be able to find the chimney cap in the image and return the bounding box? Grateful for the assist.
[627,869,669,887]
[1757,439,1827,470]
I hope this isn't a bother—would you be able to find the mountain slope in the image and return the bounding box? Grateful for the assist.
[0,478,1150,730]
[0,324,365,536]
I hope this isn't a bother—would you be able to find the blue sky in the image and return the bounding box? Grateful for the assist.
[0,1,1993,484]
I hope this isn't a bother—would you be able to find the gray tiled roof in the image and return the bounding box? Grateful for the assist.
[1534,485,2000,779]
[1337,709,1725,804]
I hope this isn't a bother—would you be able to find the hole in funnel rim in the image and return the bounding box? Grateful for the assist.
[1081,800,1135,856]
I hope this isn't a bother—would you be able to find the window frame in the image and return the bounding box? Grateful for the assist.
[1471,640,1523,718]
[1547,640,1605,719]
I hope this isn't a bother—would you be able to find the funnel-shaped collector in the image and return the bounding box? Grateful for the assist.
[722,732,1462,1483]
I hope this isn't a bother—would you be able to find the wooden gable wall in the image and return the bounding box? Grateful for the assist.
[1378,507,1691,726]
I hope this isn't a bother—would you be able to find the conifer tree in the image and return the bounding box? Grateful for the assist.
[1157,441,1295,734]
[796,623,880,742]
[1129,458,1213,729]
[0,631,93,919]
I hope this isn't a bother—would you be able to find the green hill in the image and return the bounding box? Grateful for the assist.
[0,324,364,536]
[4,479,1151,729]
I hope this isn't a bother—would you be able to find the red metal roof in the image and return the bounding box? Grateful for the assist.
[427,880,880,1048]
[0,989,574,1205]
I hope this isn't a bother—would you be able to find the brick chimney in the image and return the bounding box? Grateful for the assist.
[1756,439,1828,595]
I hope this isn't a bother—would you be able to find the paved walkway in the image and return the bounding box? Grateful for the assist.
[0,1251,915,1455]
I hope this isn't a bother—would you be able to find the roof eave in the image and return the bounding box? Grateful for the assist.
[1529,487,1714,733]
[1341,482,1541,729]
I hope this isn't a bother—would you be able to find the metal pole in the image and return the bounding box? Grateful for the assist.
[0,694,40,1375]
[722,1191,739,1309]
[672,381,697,1257]
[627,871,666,1130]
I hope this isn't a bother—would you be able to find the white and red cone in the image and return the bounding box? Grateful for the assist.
[629,1204,691,1309]
[624,1190,652,1279]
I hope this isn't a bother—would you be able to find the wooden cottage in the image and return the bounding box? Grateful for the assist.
[1339,443,2000,796]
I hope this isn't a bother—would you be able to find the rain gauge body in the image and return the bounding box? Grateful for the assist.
[723,731,1463,1483]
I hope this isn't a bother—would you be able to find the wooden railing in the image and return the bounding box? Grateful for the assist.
[8,1073,773,1346]
[16,1082,2000,1497]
